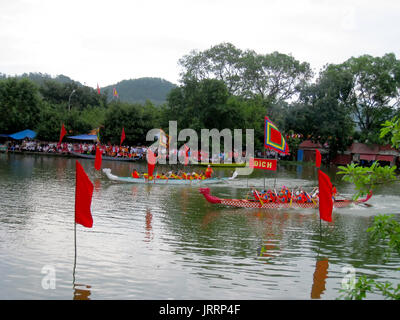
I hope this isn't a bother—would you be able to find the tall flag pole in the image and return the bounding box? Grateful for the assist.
[264,116,289,189]
[73,161,94,282]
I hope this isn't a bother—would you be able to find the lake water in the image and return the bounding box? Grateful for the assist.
[0,153,399,300]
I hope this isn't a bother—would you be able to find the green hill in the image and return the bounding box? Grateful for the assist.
[0,72,176,105]
[101,77,176,105]
[10,72,81,86]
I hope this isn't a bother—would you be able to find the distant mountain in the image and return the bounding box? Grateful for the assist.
[0,72,176,105]
[101,77,177,105]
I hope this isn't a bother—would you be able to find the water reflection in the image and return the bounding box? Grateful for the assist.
[145,209,153,242]
[1,153,400,299]
[94,179,101,193]
[310,259,329,299]
[73,283,92,300]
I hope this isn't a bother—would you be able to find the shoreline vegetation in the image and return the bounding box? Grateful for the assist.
[0,147,319,168]
[1,43,399,165]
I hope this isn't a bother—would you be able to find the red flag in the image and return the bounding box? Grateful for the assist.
[315,149,321,168]
[120,127,125,146]
[318,170,333,222]
[97,83,101,95]
[94,146,102,170]
[75,161,94,228]
[147,149,156,177]
[58,124,67,145]
[183,144,189,166]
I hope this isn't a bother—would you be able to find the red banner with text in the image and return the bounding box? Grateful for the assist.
[249,158,277,171]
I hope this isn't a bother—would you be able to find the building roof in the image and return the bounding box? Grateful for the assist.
[6,129,37,140]
[298,140,323,149]
[349,143,380,154]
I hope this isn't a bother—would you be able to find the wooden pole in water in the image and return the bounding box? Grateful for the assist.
[73,220,77,284]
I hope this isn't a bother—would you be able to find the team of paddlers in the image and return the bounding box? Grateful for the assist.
[252,185,337,204]
[131,165,214,180]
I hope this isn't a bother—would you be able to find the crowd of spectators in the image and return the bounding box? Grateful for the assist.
[1,139,282,162]
[2,139,148,160]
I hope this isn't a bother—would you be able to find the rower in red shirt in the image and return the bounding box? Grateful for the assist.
[131,170,140,178]
[205,165,213,179]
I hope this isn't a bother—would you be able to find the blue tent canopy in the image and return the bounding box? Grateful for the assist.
[7,129,37,140]
[67,134,98,141]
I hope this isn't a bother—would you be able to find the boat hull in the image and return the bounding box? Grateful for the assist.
[197,162,247,168]
[103,168,230,185]
[199,188,372,209]
[70,151,139,162]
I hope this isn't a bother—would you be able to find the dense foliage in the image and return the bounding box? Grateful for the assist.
[338,117,399,300]
[1,43,400,155]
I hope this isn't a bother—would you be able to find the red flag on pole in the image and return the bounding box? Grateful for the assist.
[315,149,321,168]
[94,146,102,171]
[75,161,94,228]
[147,149,156,177]
[318,170,333,222]
[264,116,289,155]
[58,124,67,146]
[120,127,125,146]
[97,83,101,95]
[184,144,189,166]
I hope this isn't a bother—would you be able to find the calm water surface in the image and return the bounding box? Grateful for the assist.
[0,153,399,300]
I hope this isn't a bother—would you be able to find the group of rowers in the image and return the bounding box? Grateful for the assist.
[253,185,338,204]
[131,165,214,180]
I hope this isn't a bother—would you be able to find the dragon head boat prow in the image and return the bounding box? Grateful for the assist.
[199,188,222,204]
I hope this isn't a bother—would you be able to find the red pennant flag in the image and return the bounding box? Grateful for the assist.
[97,83,101,95]
[75,161,94,228]
[120,127,125,146]
[184,144,189,166]
[94,146,102,170]
[318,170,333,222]
[315,149,321,168]
[58,124,67,146]
[147,149,156,177]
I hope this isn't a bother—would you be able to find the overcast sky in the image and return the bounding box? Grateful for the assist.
[1,0,399,88]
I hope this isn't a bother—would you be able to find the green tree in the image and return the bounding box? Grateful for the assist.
[335,53,400,143]
[101,101,159,145]
[0,77,42,133]
[241,50,313,104]
[163,78,241,132]
[286,64,355,160]
[178,43,313,104]
[178,42,245,95]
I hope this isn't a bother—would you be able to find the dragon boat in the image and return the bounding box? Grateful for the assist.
[70,151,140,162]
[102,168,237,185]
[199,188,372,209]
